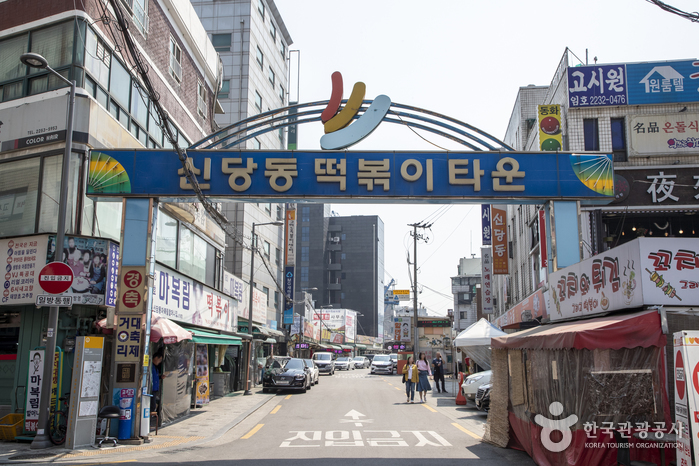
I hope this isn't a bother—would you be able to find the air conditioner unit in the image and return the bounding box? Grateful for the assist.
[331,237,340,243]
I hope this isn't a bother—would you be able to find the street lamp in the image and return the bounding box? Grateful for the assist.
[21,53,76,450]
[244,221,283,396]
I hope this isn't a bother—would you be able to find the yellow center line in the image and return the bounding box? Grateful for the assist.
[285,394,292,400]
[395,387,401,391]
[270,405,282,414]
[241,423,264,439]
[78,461,138,465]
[422,404,437,413]
[452,422,483,440]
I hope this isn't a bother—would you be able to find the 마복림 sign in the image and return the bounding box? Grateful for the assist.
[86,150,614,203]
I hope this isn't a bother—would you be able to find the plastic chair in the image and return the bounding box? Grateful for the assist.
[97,405,120,448]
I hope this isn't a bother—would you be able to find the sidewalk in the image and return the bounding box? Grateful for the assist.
[0,387,276,464]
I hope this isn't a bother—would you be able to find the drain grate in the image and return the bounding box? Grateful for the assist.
[9,453,59,460]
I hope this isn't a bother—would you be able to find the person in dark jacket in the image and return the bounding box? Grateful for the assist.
[151,349,164,414]
[432,352,447,393]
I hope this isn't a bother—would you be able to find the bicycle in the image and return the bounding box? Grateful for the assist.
[49,394,70,445]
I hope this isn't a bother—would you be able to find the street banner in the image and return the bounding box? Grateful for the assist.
[481,205,492,245]
[481,247,493,314]
[285,208,296,265]
[393,289,411,301]
[539,210,548,269]
[195,344,209,406]
[491,205,509,274]
[345,310,356,343]
[394,317,411,343]
[538,105,562,151]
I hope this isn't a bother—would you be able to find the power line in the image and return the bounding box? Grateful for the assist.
[645,0,699,22]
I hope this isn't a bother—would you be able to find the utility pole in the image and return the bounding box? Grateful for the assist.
[408,222,430,361]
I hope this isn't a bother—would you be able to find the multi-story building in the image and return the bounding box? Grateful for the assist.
[294,203,385,339]
[492,50,699,326]
[0,0,229,422]
[450,257,481,331]
[190,0,293,329]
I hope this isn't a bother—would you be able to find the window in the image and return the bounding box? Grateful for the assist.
[279,84,285,102]
[301,267,309,282]
[258,0,265,17]
[263,240,271,258]
[30,22,74,72]
[341,233,346,240]
[156,210,178,268]
[262,286,270,306]
[583,119,599,151]
[270,22,276,40]
[341,253,346,260]
[254,90,262,111]
[130,83,149,128]
[169,36,182,83]
[0,157,40,237]
[268,68,275,86]
[611,117,627,162]
[264,203,272,215]
[274,291,280,308]
[212,33,231,52]
[252,138,261,150]
[301,246,309,262]
[275,247,281,266]
[280,41,285,58]
[84,27,110,89]
[301,226,309,242]
[218,79,230,99]
[197,80,207,118]
[276,204,283,221]
[256,46,264,69]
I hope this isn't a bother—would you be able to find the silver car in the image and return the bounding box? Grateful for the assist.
[304,359,319,385]
[353,356,369,369]
[371,355,393,374]
[335,357,353,370]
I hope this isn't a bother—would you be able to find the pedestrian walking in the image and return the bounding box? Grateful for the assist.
[432,352,447,393]
[402,356,418,403]
[416,352,432,403]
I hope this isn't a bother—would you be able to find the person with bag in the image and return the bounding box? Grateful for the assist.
[416,352,432,403]
[402,355,418,403]
[432,352,447,393]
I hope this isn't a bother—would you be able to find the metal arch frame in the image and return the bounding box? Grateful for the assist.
[190,100,515,152]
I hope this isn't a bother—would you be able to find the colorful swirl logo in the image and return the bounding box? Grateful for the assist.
[319,71,391,150]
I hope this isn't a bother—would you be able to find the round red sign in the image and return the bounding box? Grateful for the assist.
[676,350,686,400]
[38,262,74,294]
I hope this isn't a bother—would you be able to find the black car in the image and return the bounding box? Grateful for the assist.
[475,383,491,412]
[262,358,312,393]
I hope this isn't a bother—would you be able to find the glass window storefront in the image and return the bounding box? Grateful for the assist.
[0,157,40,237]
[37,154,80,235]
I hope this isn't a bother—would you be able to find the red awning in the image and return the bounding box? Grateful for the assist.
[95,315,192,344]
[491,310,665,351]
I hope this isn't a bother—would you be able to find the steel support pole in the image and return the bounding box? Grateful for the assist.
[32,79,75,449]
[244,223,256,395]
[413,225,418,361]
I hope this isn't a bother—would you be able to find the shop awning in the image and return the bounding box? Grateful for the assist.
[491,310,665,351]
[331,345,342,351]
[96,315,193,344]
[184,327,243,346]
[354,344,367,349]
[340,345,353,350]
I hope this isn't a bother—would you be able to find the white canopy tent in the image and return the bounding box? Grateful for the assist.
[454,318,507,370]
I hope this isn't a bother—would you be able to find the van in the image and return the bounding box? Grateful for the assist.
[312,352,335,375]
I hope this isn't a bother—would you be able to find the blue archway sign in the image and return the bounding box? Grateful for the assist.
[87,150,614,204]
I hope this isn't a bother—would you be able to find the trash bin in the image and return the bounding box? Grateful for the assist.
[118,388,135,439]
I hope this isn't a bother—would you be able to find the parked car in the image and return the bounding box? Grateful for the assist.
[312,352,335,375]
[353,356,369,369]
[304,359,319,385]
[262,358,312,393]
[389,353,398,373]
[335,357,353,371]
[371,354,394,375]
[461,370,492,401]
[475,382,492,411]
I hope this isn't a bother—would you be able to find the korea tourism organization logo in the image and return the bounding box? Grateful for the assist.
[319,71,391,150]
[534,402,578,452]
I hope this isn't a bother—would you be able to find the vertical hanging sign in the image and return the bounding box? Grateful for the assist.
[538,104,562,151]
[674,331,699,466]
[481,205,492,246]
[284,205,296,325]
[491,205,509,274]
[538,210,548,269]
[481,247,493,314]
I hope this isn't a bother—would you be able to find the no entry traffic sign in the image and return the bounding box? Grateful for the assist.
[38,262,74,294]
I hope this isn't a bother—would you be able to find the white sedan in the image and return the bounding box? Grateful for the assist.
[461,370,492,401]
[352,356,369,369]
[304,359,320,385]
